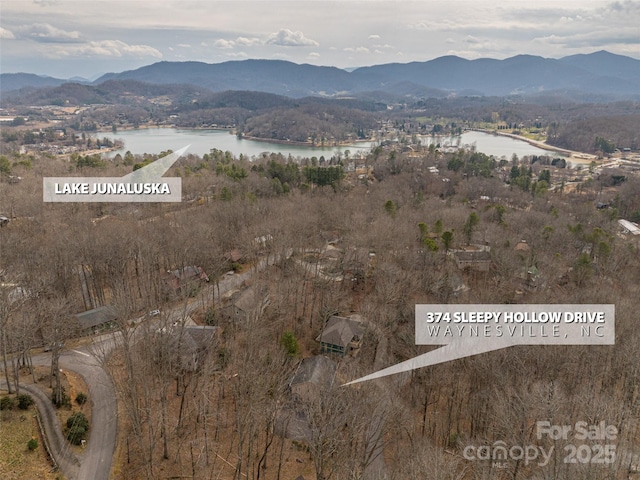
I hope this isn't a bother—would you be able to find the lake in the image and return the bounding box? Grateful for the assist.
[101,128,566,161]
[103,128,374,160]
[423,131,566,160]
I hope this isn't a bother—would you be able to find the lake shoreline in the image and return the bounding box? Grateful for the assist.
[471,128,596,160]
[238,133,374,148]
[99,127,376,158]
[101,124,373,149]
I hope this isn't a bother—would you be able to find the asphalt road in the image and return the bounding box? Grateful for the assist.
[59,348,118,480]
[2,249,290,480]
[0,379,81,478]
[5,345,119,480]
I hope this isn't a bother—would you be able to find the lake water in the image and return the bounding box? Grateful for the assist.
[423,131,565,160]
[101,128,565,161]
[103,128,374,160]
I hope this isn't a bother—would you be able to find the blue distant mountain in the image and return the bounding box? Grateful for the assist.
[0,73,69,93]
[2,51,639,99]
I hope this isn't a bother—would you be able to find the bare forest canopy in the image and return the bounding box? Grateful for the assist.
[2,138,640,479]
[2,50,640,480]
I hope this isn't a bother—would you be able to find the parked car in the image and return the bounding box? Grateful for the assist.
[44,341,64,352]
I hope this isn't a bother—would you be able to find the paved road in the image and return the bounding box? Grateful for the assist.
[1,248,290,479]
[0,379,81,478]
[3,346,119,480]
[59,348,118,480]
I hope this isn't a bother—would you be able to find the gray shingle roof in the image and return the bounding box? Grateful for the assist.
[317,315,363,348]
[290,355,337,389]
[74,305,118,330]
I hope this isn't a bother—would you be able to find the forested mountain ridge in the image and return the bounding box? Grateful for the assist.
[3,51,640,99]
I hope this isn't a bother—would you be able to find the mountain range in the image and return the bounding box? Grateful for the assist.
[2,51,639,101]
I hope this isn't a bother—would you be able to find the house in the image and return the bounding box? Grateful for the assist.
[164,266,209,296]
[289,355,337,403]
[158,325,221,372]
[74,305,118,333]
[453,251,492,272]
[278,355,338,442]
[316,315,364,356]
[221,285,270,322]
[618,219,640,236]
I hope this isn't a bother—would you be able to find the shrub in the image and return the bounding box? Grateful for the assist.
[17,394,34,410]
[75,392,88,406]
[66,412,89,431]
[27,438,38,451]
[66,425,87,445]
[0,396,15,410]
[66,412,89,445]
[280,331,299,357]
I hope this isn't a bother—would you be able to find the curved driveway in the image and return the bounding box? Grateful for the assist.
[10,345,119,480]
[3,249,289,479]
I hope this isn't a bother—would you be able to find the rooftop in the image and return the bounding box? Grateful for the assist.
[316,315,364,348]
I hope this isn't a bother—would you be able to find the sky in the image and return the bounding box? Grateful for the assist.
[1,0,639,79]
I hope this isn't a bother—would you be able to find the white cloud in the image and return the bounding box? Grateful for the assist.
[344,46,370,54]
[214,39,235,49]
[408,21,435,30]
[52,40,162,59]
[214,37,261,49]
[373,43,395,50]
[17,23,82,43]
[535,29,640,48]
[266,29,318,47]
[177,43,191,48]
[368,34,380,40]
[308,52,320,58]
[235,36,261,47]
[0,27,16,39]
[224,51,248,58]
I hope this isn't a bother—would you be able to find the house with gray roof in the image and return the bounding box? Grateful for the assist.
[289,355,337,403]
[171,325,221,372]
[316,315,364,357]
[221,285,270,322]
[453,250,492,272]
[74,305,118,333]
